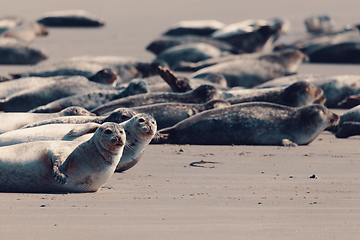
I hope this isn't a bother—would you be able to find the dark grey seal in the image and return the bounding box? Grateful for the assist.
[0,38,47,65]
[91,84,222,116]
[37,9,105,27]
[153,102,339,146]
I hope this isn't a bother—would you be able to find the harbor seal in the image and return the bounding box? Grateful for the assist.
[91,84,222,116]
[0,122,125,193]
[22,108,137,129]
[223,81,326,107]
[162,20,226,36]
[0,106,94,133]
[0,38,47,65]
[0,76,116,112]
[191,58,289,88]
[37,9,105,27]
[131,100,230,129]
[328,105,360,138]
[0,114,156,173]
[29,79,148,113]
[65,113,157,172]
[153,102,339,146]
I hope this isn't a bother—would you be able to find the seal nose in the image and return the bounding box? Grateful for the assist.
[111,136,124,146]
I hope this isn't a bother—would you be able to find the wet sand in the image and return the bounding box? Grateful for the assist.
[0,1,360,239]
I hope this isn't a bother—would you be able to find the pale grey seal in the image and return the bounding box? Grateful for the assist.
[0,122,125,193]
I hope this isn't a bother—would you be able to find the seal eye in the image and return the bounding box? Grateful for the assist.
[104,129,113,134]
[139,118,145,123]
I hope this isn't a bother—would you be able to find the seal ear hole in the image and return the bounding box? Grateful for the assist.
[105,129,113,134]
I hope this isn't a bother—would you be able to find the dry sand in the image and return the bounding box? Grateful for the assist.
[0,1,360,239]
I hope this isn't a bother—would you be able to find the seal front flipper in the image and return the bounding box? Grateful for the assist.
[47,150,68,185]
[281,139,298,147]
[66,122,101,138]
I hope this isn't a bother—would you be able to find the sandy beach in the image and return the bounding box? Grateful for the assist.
[0,0,360,239]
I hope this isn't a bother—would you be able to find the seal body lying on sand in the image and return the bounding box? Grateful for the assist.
[29,79,148,113]
[0,76,116,112]
[37,9,105,27]
[154,102,339,146]
[223,81,326,107]
[91,85,222,116]
[0,38,47,65]
[131,100,230,129]
[0,106,94,133]
[191,59,288,88]
[329,105,360,138]
[22,108,137,129]
[0,122,125,193]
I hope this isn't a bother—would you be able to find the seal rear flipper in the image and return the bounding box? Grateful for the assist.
[335,121,360,138]
[281,139,298,147]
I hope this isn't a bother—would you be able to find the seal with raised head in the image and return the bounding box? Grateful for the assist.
[91,84,222,116]
[153,102,339,146]
[62,113,157,172]
[0,122,125,193]
[0,114,157,173]
[0,106,94,134]
[22,107,137,129]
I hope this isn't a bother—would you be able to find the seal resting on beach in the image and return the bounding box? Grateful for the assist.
[223,81,326,107]
[91,84,222,116]
[131,100,230,129]
[153,102,339,146]
[0,76,117,112]
[0,122,125,193]
[0,114,156,173]
[29,79,148,113]
[0,38,47,65]
[22,108,137,129]
[37,9,105,27]
[0,106,94,133]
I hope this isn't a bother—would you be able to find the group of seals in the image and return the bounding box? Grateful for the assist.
[0,122,125,193]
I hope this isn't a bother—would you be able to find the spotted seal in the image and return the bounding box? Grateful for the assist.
[131,100,230,129]
[0,122,125,193]
[22,108,137,129]
[0,106,94,134]
[29,79,148,113]
[153,102,339,146]
[91,84,222,116]
[0,76,117,112]
[0,114,156,173]
[223,81,326,107]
